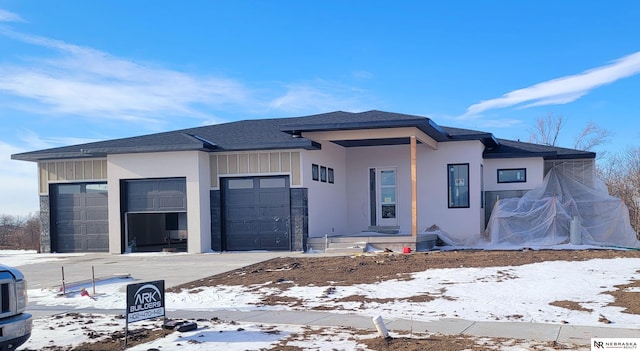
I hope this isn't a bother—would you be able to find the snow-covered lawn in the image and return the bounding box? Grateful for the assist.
[3,249,638,350]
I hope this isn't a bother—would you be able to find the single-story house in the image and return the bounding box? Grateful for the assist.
[11,110,597,254]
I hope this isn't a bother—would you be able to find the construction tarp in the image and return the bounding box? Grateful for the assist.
[437,163,640,248]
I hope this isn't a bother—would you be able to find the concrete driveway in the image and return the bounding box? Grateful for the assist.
[18,251,302,290]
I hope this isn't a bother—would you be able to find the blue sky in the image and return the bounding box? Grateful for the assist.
[1,1,640,216]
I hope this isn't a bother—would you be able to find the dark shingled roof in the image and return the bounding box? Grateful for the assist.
[11,110,594,162]
[483,138,595,160]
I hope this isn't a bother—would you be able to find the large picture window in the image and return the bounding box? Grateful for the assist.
[448,163,469,208]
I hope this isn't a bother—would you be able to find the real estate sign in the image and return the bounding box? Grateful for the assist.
[126,280,165,323]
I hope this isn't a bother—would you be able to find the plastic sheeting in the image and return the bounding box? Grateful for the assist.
[484,164,640,248]
[435,163,640,248]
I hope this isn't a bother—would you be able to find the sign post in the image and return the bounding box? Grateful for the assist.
[125,280,165,346]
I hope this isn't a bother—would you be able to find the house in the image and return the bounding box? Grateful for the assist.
[11,110,598,254]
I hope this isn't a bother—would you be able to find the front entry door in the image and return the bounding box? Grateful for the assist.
[370,167,398,227]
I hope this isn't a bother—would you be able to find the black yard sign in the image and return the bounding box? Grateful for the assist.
[125,280,165,345]
[126,280,165,323]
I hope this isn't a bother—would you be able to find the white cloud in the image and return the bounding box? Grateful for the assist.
[268,81,370,114]
[351,70,374,80]
[0,29,249,124]
[0,9,23,22]
[17,129,102,150]
[0,141,38,216]
[0,27,375,124]
[460,51,640,120]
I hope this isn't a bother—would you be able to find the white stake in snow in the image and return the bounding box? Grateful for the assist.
[372,315,389,338]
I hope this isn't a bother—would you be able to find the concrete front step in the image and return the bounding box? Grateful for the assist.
[307,233,438,253]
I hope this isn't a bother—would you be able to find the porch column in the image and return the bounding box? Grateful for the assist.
[410,136,417,237]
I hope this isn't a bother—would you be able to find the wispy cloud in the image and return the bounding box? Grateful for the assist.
[0,28,250,125]
[268,80,372,114]
[459,51,640,120]
[0,141,38,216]
[0,25,374,125]
[0,9,23,22]
[17,129,102,150]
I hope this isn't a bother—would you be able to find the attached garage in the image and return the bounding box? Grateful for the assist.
[50,182,109,253]
[123,178,188,252]
[222,176,291,251]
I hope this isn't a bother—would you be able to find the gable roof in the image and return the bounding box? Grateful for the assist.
[11,110,594,162]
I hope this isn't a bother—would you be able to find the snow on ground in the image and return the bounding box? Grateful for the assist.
[8,249,639,350]
[22,313,583,351]
[26,257,640,328]
[0,249,84,267]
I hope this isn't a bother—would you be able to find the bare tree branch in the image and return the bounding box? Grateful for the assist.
[528,113,565,146]
[573,121,613,151]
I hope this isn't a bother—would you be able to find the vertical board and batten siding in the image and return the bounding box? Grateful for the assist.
[209,151,301,188]
[38,159,108,194]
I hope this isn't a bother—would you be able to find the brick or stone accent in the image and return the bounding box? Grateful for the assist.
[39,195,51,253]
[289,188,308,251]
[209,190,222,251]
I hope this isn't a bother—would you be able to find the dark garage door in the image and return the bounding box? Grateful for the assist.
[223,176,291,251]
[125,178,187,212]
[123,178,187,251]
[52,183,109,253]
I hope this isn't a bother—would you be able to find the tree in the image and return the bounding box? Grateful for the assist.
[528,113,611,152]
[528,113,564,146]
[599,148,640,237]
[573,121,613,152]
[0,213,40,251]
[528,114,639,237]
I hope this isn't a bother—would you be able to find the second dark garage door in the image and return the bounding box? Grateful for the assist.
[222,176,291,251]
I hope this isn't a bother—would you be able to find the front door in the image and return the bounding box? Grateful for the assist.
[370,167,398,227]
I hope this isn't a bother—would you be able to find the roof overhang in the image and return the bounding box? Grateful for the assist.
[449,132,500,148]
[280,118,448,149]
[300,127,439,149]
[11,144,215,162]
[483,150,596,160]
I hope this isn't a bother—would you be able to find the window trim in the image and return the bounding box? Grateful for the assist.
[448,163,470,209]
[497,168,527,183]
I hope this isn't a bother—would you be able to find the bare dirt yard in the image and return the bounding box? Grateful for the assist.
[34,249,640,350]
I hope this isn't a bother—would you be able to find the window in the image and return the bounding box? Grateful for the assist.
[497,168,526,183]
[448,164,469,208]
[320,166,327,182]
[260,178,286,188]
[86,183,108,193]
[227,179,254,189]
[56,184,82,194]
[369,167,398,226]
[312,164,319,181]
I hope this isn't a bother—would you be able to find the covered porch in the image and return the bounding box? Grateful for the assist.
[285,117,449,244]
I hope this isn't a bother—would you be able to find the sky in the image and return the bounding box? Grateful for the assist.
[1,1,640,216]
[4,248,638,350]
